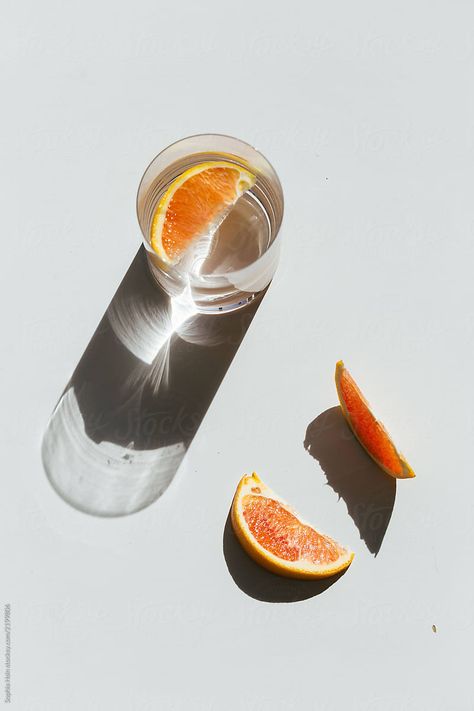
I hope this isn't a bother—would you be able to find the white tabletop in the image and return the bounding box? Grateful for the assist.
[2,2,473,709]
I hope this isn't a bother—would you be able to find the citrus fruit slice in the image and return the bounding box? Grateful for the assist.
[150,161,256,264]
[231,473,354,579]
[335,360,415,479]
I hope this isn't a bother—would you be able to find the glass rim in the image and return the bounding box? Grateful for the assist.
[136,132,284,233]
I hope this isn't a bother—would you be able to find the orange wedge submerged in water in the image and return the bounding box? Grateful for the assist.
[150,161,255,265]
[231,473,354,579]
[335,360,415,479]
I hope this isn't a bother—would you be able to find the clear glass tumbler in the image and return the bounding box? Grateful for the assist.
[136,134,284,313]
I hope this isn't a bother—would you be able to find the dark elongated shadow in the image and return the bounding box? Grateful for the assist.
[223,512,347,602]
[42,247,263,517]
[304,407,396,555]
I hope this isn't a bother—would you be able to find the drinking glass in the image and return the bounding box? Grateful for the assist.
[136,134,284,313]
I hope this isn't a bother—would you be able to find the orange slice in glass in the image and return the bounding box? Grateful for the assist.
[335,360,415,479]
[150,161,255,265]
[231,473,354,579]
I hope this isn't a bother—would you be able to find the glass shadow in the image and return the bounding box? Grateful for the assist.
[42,247,264,516]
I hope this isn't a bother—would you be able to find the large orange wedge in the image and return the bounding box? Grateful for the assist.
[231,473,354,579]
[151,161,255,265]
[335,360,415,479]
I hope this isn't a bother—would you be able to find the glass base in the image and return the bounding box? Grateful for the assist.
[145,251,261,314]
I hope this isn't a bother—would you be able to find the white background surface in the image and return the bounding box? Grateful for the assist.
[2,1,474,709]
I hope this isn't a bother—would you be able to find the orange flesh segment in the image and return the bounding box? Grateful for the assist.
[161,167,242,262]
[242,494,344,565]
[339,367,403,476]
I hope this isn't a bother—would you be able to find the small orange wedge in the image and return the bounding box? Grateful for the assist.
[335,360,415,479]
[150,161,255,265]
[231,473,354,579]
